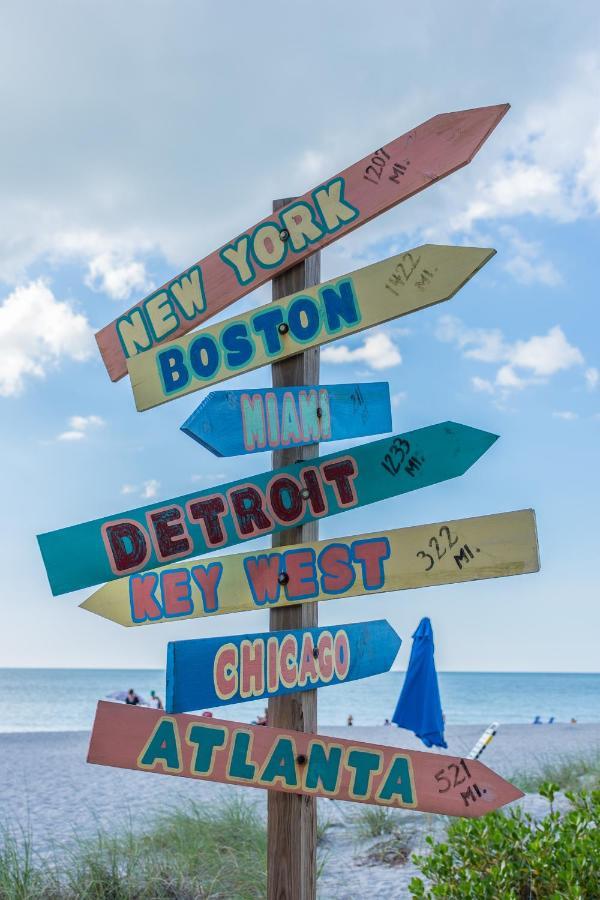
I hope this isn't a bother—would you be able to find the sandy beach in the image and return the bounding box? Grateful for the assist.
[2,723,598,898]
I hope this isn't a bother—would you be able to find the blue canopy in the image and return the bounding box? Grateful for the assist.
[391,617,447,748]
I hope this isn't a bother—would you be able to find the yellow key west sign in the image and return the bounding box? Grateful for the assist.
[127,245,495,411]
[80,509,539,627]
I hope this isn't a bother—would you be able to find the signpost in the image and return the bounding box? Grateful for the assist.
[32,98,527,900]
[80,509,540,628]
[180,382,392,457]
[38,421,498,595]
[165,620,401,713]
[126,245,495,411]
[87,701,523,816]
[95,104,509,382]
[267,203,320,899]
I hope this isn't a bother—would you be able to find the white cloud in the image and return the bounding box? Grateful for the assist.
[500,226,562,287]
[57,430,86,442]
[141,479,160,499]
[322,331,402,371]
[553,410,578,421]
[191,473,227,484]
[85,252,151,301]
[391,391,407,407]
[57,414,105,442]
[120,479,160,499]
[0,4,596,295]
[585,367,599,390]
[471,376,495,394]
[437,315,585,396]
[0,281,93,397]
[510,327,583,377]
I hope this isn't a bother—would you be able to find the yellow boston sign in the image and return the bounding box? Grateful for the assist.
[127,245,495,411]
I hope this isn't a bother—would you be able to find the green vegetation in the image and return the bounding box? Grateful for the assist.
[0,798,267,899]
[354,805,399,838]
[410,784,600,899]
[511,749,600,794]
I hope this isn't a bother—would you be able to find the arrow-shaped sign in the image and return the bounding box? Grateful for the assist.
[166,620,401,713]
[181,382,392,457]
[88,701,523,816]
[38,422,498,596]
[127,245,494,411]
[96,104,509,382]
[80,509,538,628]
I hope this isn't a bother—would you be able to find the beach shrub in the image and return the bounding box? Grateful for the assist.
[409,784,600,899]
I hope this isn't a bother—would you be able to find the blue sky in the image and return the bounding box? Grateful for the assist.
[0,1,599,671]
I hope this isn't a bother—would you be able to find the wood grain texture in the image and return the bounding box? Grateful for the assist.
[126,244,495,411]
[95,104,509,381]
[39,422,499,596]
[268,198,319,900]
[180,382,392,457]
[87,701,525,816]
[80,509,540,628]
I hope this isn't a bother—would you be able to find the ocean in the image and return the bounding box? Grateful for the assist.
[0,669,598,733]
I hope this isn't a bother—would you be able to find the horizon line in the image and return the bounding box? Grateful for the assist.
[0,666,598,675]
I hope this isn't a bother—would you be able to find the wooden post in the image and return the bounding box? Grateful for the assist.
[267,198,320,900]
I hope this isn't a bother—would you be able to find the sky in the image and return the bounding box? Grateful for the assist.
[1,1,599,672]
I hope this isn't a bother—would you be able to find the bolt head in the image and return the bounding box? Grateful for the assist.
[277,322,289,335]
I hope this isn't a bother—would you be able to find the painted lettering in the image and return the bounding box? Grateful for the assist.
[313,178,359,232]
[161,569,193,618]
[220,237,254,285]
[138,717,182,773]
[241,393,267,451]
[171,266,206,319]
[190,561,222,613]
[102,520,151,576]
[214,643,238,700]
[186,723,227,775]
[129,572,162,623]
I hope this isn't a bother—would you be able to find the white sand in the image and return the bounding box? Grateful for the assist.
[2,724,598,899]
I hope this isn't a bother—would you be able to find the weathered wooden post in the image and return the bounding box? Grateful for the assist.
[267,197,321,900]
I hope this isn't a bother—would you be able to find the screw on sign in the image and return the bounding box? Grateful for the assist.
[37,422,499,595]
[125,244,496,411]
[86,702,523,817]
[94,104,509,382]
[80,509,540,628]
[180,382,392,457]
[165,620,401,713]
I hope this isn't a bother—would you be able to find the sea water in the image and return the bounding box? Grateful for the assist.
[0,669,598,732]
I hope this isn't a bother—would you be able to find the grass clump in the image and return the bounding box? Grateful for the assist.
[0,798,267,899]
[511,750,600,794]
[409,783,600,899]
[0,828,50,899]
[354,806,399,838]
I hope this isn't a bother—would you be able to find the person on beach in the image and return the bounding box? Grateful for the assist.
[347,714,353,726]
[149,690,163,710]
[125,689,140,705]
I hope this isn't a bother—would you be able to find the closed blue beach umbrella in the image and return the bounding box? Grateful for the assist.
[391,617,447,748]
